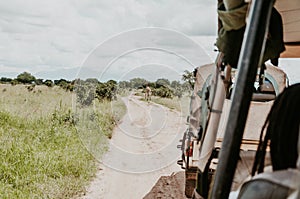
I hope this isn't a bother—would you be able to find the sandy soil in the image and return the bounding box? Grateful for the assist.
[81,93,187,199]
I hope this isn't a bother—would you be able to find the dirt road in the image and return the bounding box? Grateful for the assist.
[82,93,187,199]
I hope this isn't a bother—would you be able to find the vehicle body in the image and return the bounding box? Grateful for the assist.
[179,63,287,197]
[178,0,300,198]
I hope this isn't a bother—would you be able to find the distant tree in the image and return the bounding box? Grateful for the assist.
[16,72,36,84]
[107,79,117,86]
[156,78,170,87]
[0,77,12,84]
[182,70,195,88]
[96,80,117,101]
[44,79,54,87]
[170,80,181,89]
[181,81,192,91]
[54,79,69,86]
[118,81,131,89]
[152,86,173,98]
[129,78,148,89]
[54,79,73,91]
[85,78,99,85]
[170,80,187,98]
[35,78,43,85]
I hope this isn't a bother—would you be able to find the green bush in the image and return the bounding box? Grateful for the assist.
[152,86,173,98]
[95,80,117,101]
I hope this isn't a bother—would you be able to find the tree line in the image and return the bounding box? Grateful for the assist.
[119,77,192,98]
[0,72,74,91]
[1,71,194,106]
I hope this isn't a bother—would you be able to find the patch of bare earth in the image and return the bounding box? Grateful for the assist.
[143,171,188,199]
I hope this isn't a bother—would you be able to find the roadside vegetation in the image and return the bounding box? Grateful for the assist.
[0,71,193,198]
[0,80,125,198]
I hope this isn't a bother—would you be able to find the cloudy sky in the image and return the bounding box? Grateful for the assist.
[0,0,218,81]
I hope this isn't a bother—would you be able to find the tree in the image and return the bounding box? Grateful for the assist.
[44,79,54,87]
[170,80,181,89]
[156,78,170,87]
[152,86,173,98]
[96,80,117,101]
[54,79,73,91]
[85,78,99,85]
[16,72,36,84]
[0,77,12,84]
[118,81,131,89]
[129,78,148,89]
[181,81,192,91]
[54,79,69,86]
[35,78,43,85]
[182,70,195,89]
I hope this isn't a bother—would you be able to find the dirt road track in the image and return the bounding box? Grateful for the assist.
[81,94,187,199]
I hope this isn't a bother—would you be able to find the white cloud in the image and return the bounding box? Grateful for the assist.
[0,0,217,79]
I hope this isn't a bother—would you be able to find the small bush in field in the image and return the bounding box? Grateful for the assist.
[44,79,54,87]
[26,84,35,92]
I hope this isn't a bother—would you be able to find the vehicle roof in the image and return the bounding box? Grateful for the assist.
[275,0,300,43]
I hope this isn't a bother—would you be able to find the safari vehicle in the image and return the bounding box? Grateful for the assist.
[177,0,300,198]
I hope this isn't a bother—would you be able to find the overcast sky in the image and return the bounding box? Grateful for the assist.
[0,0,218,81]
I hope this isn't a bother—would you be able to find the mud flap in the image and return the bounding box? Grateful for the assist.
[185,167,198,198]
[195,148,220,199]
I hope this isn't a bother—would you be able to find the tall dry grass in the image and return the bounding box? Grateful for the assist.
[0,84,126,198]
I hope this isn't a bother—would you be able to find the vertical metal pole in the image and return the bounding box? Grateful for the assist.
[209,0,275,198]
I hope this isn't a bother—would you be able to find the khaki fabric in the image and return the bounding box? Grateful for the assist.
[216,2,285,68]
[224,0,245,11]
[218,4,248,31]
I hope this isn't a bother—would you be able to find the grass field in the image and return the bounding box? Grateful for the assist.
[0,84,126,198]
